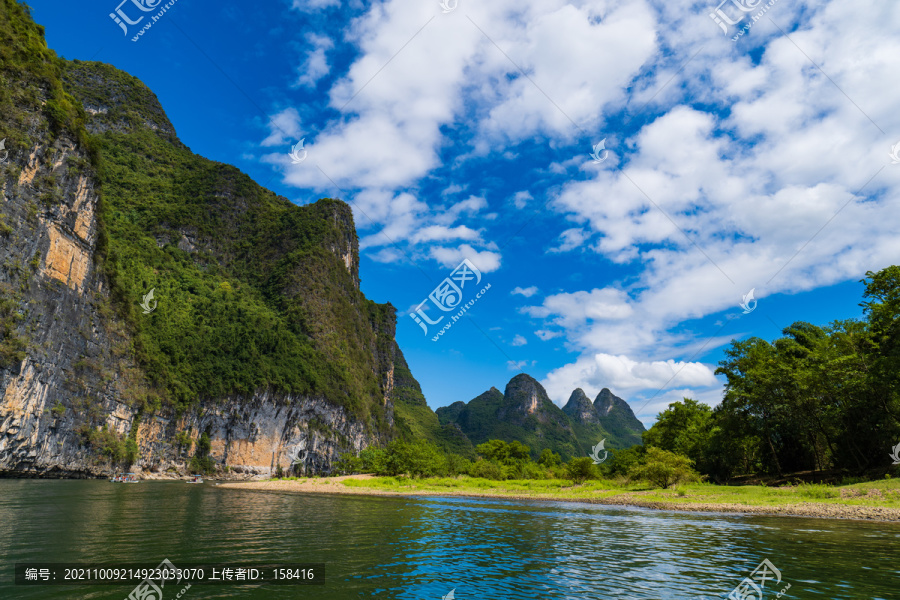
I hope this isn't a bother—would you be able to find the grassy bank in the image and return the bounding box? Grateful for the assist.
[220,475,900,522]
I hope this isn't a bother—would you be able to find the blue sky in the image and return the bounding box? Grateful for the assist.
[31,0,900,425]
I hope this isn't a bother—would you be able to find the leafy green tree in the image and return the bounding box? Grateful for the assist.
[475,439,531,466]
[628,447,700,489]
[384,440,446,478]
[469,458,505,480]
[566,457,596,484]
[601,445,646,478]
[538,448,561,467]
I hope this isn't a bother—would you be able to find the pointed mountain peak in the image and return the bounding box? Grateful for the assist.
[503,374,551,416]
[594,388,624,415]
[592,388,645,445]
[563,388,599,424]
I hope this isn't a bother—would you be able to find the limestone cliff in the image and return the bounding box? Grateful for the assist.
[0,0,423,479]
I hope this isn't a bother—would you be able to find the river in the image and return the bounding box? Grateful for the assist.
[0,479,897,598]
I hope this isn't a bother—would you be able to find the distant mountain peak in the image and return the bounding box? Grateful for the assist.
[562,388,599,424]
[595,388,627,415]
[503,373,547,416]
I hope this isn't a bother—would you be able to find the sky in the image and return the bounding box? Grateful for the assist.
[29,0,900,426]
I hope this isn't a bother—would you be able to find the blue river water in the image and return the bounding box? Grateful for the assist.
[0,479,898,599]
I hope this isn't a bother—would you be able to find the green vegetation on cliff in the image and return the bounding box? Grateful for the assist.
[0,0,415,438]
[56,59,396,427]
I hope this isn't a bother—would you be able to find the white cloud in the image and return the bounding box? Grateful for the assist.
[549,228,589,253]
[511,286,539,297]
[524,288,633,327]
[535,329,563,341]
[512,190,533,209]
[511,334,527,346]
[430,244,502,273]
[260,107,302,147]
[541,354,718,407]
[268,0,660,271]
[296,33,334,88]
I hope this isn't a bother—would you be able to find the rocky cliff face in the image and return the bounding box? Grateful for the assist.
[562,388,600,424]
[0,2,417,479]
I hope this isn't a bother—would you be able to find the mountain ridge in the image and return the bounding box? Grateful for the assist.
[437,374,645,459]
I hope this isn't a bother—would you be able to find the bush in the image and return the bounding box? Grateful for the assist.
[469,459,505,480]
[446,453,473,477]
[628,447,699,489]
[538,448,561,467]
[476,440,530,465]
[385,440,446,478]
[566,457,597,484]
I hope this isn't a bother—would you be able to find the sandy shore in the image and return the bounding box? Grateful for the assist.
[216,475,900,522]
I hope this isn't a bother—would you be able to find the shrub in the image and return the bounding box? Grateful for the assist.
[566,457,597,484]
[538,448,561,467]
[469,459,504,480]
[384,440,446,478]
[628,447,699,489]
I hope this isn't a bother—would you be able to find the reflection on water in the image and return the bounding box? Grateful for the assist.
[0,480,898,599]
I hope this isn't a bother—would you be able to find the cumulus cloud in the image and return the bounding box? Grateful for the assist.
[511,286,539,297]
[430,244,502,273]
[523,288,634,327]
[541,354,718,407]
[296,33,334,88]
[511,334,527,346]
[512,191,533,209]
[260,107,303,147]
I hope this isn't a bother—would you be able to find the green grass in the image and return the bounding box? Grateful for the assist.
[335,476,900,509]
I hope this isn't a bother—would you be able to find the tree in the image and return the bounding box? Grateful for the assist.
[628,447,699,489]
[538,448,561,467]
[566,457,596,485]
[643,399,714,471]
[601,445,645,478]
[385,441,446,478]
[475,440,530,466]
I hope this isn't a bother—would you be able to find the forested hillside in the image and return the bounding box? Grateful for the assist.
[643,267,900,482]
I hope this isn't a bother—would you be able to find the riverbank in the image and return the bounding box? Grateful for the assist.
[217,475,900,522]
